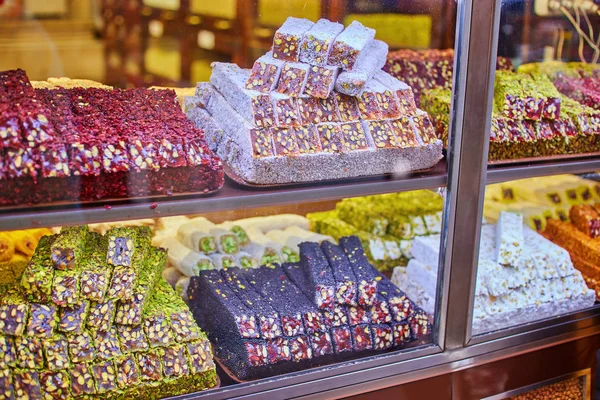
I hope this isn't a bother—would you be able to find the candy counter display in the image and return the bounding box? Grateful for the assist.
[185,17,443,185]
[0,70,224,207]
[0,225,218,399]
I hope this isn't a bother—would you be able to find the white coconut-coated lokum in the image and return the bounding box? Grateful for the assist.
[334,40,388,96]
[328,20,376,70]
[299,19,344,66]
[272,17,315,62]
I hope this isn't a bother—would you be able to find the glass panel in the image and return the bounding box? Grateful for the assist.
[0,0,458,396]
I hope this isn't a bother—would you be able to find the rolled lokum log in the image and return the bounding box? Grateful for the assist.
[209,253,236,270]
[235,251,259,269]
[210,228,239,255]
[299,18,344,66]
[176,276,191,301]
[177,221,218,254]
[327,21,376,70]
[334,40,388,96]
[218,222,251,247]
[162,237,215,276]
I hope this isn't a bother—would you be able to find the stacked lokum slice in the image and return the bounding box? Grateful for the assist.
[1,226,217,399]
[187,236,430,381]
[0,69,224,206]
[307,190,443,272]
[392,211,595,335]
[185,17,442,185]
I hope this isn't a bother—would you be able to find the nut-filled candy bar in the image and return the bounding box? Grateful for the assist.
[26,303,56,338]
[246,53,285,93]
[67,331,95,363]
[299,19,344,66]
[339,122,369,151]
[272,17,314,62]
[294,125,322,154]
[51,270,79,307]
[299,242,336,310]
[40,370,70,399]
[351,324,373,351]
[334,93,361,122]
[58,301,88,334]
[372,324,393,350]
[339,236,381,306]
[276,62,310,97]
[409,308,432,340]
[320,241,357,305]
[50,226,88,271]
[0,335,16,367]
[320,305,348,327]
[86,299,116,332]
[374,70,417,115]
[494,71,526,119]
[0,369,13,399]
[272,93,302,127]
[187,339,214,373]
[44,335,70,371]
[316,123,345,153]
[272,127,300,157]
[331,326,352,353]
[0,289,29,336]
[94,327,122,360]
[304,65,339,99]
[138,350,163,381]
[348,305,370,326]
[106,266,135,300]
[495,211,524,267]
[243,340,269,367]
[298,96,339,125]
[92,360,118,393]
[328,21,376,70]
[106,226,146,268]
[13,370,42,399]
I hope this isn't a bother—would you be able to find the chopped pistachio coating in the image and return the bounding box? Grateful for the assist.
[15,336,44,369]
[0,336,16,368]
[114,354,140,389]
[13,370,42,400]
[117,324,148,353]
[67,331,95,363]
[44,335,70,371]
[58,302,88,335]
[163,345,190,378]
[40,370,70,400]
[138,350,163,381]
[21,235,55,303]
[93,327,122,360]
[50,226,88,270]
[92,360,117,393]
[26,304,57,338]
[69,363,95,396]
[86,299,115,332]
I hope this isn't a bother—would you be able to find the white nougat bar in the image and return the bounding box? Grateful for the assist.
[523,226,573,279]
[409,234,440,268]
[495,211,524,267]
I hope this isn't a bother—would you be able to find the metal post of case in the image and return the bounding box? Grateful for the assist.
[442,0,501,349]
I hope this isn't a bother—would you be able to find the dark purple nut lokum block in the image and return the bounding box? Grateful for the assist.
[348,305,370,326]
[86,299,115,332]
[21,110,55,147]
[321,305,349,327]
[117,324,148,353]
[94,327,122,360]
[40,370,70,400]
[299,19,344,66]
[170,310,201,343]
[80,270,108,302]
[389,118,420,148]
[39,143,70,178]
[244,340,269,367]
[334,93,361,122]
[138,350,163,381]
[340,122,369,151]
[51,272,79,307]
[250,128,276,158]
[288,335,313,362]
[44,335,70,371]
[15,336,44,369]
[144,315,174,348]
[351,324,373,351]
[115,354,140,388]
[299,242,337,310]
[280,313,305,338]
[5,147,37,179]
[328,21,376,70]
[267,337,291,364]
[339,236,380,306]
[304,65,339,99]
[114,292,144,326]
[276,62,310,97]
[106,266,135,300]
[26,303,57,337]
[92,360,118,393]
[70,362,95,396]
[107,231,135,268]
[272,127,300,157]
[364,120,398,149]
[310,330,333,357]
[372,324,393,350]
[392,321,411,347]
[58,301,88,334]
[357,89,383,121]
[272,17,314,62]
[13,370,42,400]
[187,339,214,373]
[0,335,15,367]
[0,115,20,148]
[331,326,352,354]
[409,309,432,340]
[68,331,95,363]
[273,93,302,127]
[294,125,323,154]
[0,369,14,399]
[370,298,392,324]
[246,54,285,93]
[542,97,561,120]
[383,292,413,323]
[316,123,346,153]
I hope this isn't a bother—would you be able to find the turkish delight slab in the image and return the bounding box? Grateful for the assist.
[328,21,376,71]
[374,71,417,115]
[272,93,302,127]
[299,19,344,66]
[299,242,336,310]
[339,236,380,306]
[276,62,310,97]
[272,17,314,62]
[320,241,357,305]
[246,53,285,93]
[335,40,389,96]
[304,65,339,99]
[495,211,524,267]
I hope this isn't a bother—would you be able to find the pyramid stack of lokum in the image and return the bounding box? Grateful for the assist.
[392,211,595,335]
[384,49,513,106]
[187,236,431,381]
[185,17,443,185]
[422,70,600,160]
[0,69,224,206]
[307,191,443,272]
[544,204,600,300]
[0,226,217,399]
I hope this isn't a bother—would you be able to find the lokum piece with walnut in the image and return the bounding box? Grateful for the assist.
[328,21,376,70]
[246,53,285,93]
[299,19,344,66]
[272,17,314,62]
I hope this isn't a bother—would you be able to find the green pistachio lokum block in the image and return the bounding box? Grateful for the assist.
[117,324,149,353]
[51,269,80,307]
[43,335,70,371]
[138,349,163,381]
[106,226,151,268]
[336,198,389,236]
[70,362,96,396]
[51,226,89,270]
[0,335,16,368]
[494,71,526,119]
[21,235,55,303]
[15,335,44,369]
[142,290,175,348]
[79,233,110,302]
[94,327,122,360]
[186,338,214,374]
[421,88,451,126]
[0,287,29,337]
[306,209,339,232]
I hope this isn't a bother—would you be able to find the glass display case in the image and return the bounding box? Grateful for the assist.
[0,0,599,399]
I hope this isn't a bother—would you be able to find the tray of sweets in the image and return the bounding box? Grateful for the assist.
[487,151,600,166]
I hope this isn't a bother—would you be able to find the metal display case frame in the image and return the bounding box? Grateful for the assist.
[1,0,600,399]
